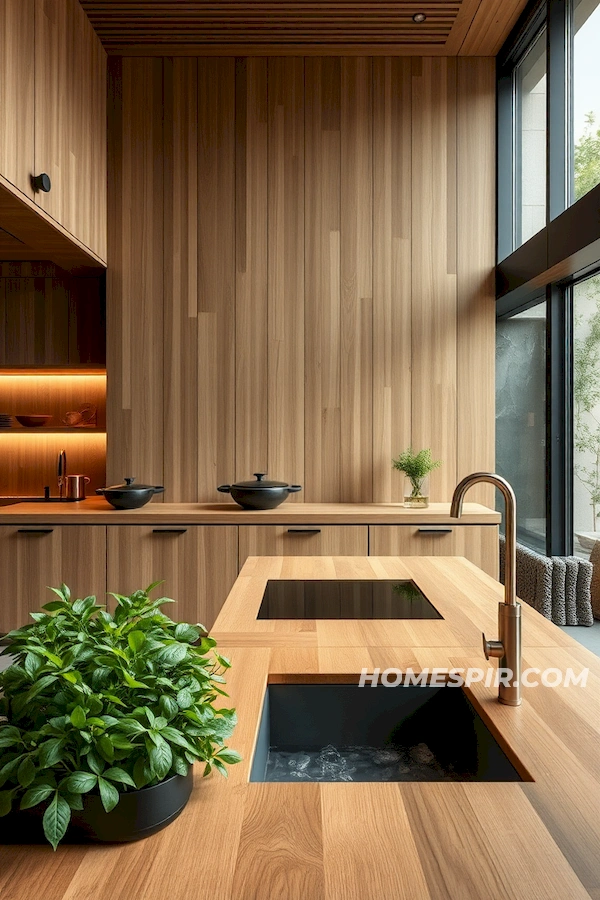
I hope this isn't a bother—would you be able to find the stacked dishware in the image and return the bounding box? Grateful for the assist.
[0,414,12,428]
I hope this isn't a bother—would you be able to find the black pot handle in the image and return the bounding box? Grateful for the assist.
[288,485,302,493]
[96,488,106,495]
[153,486,165,494]
[217,485,231,493]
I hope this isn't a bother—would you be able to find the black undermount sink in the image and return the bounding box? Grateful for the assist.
[250,683,526,783]
[257,580,443,620]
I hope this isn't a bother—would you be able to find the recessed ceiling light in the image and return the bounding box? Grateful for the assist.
[412,13,427,23]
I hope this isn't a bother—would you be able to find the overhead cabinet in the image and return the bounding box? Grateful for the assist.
[0,0,35,201]
[0,0,107,263]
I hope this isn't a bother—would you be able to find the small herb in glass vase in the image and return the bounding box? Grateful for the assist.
[392,448,441,508]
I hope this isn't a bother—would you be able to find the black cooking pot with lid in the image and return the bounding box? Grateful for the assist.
[217,473,302,510]
[96,477,165,510]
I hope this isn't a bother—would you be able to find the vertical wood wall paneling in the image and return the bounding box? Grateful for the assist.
[372,58,413,502]
[197,58,236,501]
[304,59,342,502]
[107,58,164,492]
[456,58,496,505]
[410,58,458,501]
[0,0,35,199]
[267,58,305,494]
[340,58,373,503]
[164,58,199,502]
[107,56,496,506]
[235,59,269,481]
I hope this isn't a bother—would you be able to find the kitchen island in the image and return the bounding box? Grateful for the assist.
[1,555,599,899]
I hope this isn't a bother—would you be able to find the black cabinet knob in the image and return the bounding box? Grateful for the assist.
[32,173,51,193]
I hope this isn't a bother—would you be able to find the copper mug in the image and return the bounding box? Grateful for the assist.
[65,474,90,501]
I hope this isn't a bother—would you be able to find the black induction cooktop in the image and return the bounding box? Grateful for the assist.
[257,580,443,620]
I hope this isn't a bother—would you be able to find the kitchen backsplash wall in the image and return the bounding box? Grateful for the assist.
[107,56,495,504]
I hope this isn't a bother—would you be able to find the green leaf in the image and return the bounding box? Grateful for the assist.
[158,644,187,666]
[127,631,146,653]
[98,777,120,813]
[61,771,98,794]
[102,767,136,788]
[42,793,71,850]
[215,748,243,765]
[24,674,58,704]
[20,784,55,810]
[97,734,115,763]
[159,695,179,720]
[86,749,104,776]
[149,735,173,780]
[160,726,197,753]
[70,706,87,729]
[172,754,189,776]
[110,736,136,751]
[122,671,150,689]
[212,759,229,778]
[174,623,200,643]
[24,652,44,680]
[17,756,36,788]
[176,688,193,709]
[0,790,14,816]
[39,738,65,769]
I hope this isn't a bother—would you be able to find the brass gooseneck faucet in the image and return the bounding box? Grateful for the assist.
[450,472,521,706]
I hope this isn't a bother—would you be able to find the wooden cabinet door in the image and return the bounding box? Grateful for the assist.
[34,0,107,260]
[0,0,35,199]
[106,526,238,631]
[369,525,499,579]
[0,525,106,633]
[238,525,368,568]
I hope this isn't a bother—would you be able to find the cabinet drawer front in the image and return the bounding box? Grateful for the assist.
[106,525,238,631]
[369,525,498,579]
[239,525,368,567]
[0,525,106,633]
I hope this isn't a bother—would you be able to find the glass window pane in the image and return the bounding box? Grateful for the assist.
[496,303,547,551]
[573,0,600,204]
[573,273,600,558]
[515,29,547,247]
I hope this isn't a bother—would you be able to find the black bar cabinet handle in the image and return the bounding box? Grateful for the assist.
[152,528,188,534]
[417,527,453,534]
[287,528,321,534]
[18,528,54,534]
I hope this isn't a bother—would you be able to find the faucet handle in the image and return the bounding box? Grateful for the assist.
[482,632,504,660]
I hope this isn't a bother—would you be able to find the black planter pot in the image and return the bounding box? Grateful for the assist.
[0,770,193,845]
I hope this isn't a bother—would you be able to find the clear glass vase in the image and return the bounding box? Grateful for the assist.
[403,475,429,508]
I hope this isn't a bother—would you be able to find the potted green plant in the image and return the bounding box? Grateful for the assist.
[392,448,441,508]
[0,582,241,849]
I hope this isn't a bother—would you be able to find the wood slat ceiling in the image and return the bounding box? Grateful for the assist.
[80,1,528,56]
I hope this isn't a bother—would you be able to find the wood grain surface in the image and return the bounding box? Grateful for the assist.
[107,56,496,504]
[0,555,598,899]
[0,500,500,526]
[79,1,528,56]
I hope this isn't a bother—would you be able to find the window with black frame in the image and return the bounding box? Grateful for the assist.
[497,0,600,558]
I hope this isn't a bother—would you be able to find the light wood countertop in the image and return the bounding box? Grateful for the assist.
[0,498,500,525]
[1,556,598,900]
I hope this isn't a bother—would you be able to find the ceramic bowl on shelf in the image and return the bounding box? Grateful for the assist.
[15,415,53,428]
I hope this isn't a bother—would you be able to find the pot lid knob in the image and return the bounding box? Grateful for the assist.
[124,477,136,485]
[253,473,266,481]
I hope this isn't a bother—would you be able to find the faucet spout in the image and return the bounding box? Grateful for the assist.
[450,472,521,706]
